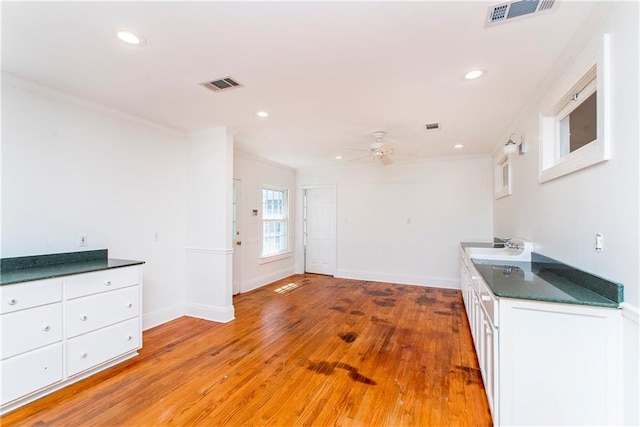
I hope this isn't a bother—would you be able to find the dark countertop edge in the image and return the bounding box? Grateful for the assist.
[0,259,145,286]
[495,294,620,309]
[1,249,108,271]
[488,284,620,308]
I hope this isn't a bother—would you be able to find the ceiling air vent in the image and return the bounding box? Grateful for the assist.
[486,0,555,26]
[425,122,440,131]
[201,76,243,92]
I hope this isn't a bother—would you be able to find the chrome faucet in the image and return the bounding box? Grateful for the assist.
[504,238,521,250]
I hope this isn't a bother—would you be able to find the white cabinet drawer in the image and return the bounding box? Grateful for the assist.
[1,343,63,405]
[66,267,140,299]
[67,286,140,338]
[67,318,140,377]
[479,278,499,327]
[0,279,62,314]
[1,303,63,360]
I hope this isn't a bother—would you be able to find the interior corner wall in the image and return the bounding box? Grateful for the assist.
[1,75,188,330]
[492,3,639,424]
[297,156,494,288]
[233,150,297,292]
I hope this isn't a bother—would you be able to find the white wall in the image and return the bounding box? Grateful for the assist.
[1,74,189,329]
[233,150,297,292]
[184,127,235,322]
[493,3,639,424]
[297,156,494,288]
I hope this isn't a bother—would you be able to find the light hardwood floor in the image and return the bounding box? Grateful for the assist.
[2,274,492,426]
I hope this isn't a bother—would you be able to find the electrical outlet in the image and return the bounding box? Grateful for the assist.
[595,233,603,252]
[79,235,88,246]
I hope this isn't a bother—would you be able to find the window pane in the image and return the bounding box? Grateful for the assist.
[558,91,597,158]
[569,92,597,152]
[262,188,288,256]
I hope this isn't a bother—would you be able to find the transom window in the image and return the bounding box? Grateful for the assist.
[539,34,610,183]
[262,188,289,257]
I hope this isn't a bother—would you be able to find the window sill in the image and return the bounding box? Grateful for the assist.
[259,251,293,265]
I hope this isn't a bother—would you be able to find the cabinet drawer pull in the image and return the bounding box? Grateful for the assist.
[105,281,112,286]
[126,335,132,341]
[42,325,51,332]
[80,352,88,359]
[80,315,88,321]
[8,298,17,305]
[126,303,133,308]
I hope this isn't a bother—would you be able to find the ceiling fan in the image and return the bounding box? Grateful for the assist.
[346,131,419,165]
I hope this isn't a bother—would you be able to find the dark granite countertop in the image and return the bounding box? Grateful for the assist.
[461,243,623,308]
[1,249,144,286]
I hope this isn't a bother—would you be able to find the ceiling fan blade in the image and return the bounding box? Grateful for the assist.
[393,150,421,159]
[379,155,393,166]
[347,154,372,162]
[344,146,371,152]
[383,136,401,145]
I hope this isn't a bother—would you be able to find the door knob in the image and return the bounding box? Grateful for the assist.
[236,241,242,246]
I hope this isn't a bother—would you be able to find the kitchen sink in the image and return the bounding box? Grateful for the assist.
[465,239,533,261]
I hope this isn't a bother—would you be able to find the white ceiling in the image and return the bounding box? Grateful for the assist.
[1,1,599,169]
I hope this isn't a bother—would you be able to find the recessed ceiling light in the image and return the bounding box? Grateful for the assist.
[116,31,145,46]
[256,111,269,118]
[335,155,343,160]
[454,144,464,149]
[464,69,485,80]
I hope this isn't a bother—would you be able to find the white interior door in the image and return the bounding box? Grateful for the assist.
[232,179,242,295]
[304,187,336,275]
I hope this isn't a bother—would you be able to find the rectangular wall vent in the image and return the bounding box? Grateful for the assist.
[487,0,555,26]
[425,122,440,131]
[201,76,243,92]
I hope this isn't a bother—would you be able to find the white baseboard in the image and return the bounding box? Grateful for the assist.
[143,303,186,331]
[184,302,235,323]
[240,266,296,293]
[335,269,459,290]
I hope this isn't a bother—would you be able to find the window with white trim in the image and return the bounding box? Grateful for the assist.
[539,34,610,183]
[262,187,289,257]
[494,154,511,199]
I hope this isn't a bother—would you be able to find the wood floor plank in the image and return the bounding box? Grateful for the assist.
[2,274,492,426]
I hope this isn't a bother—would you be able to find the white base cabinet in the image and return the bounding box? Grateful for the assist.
[498,298,621,426]
[459,249,622,426]
[0,266,142,414]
